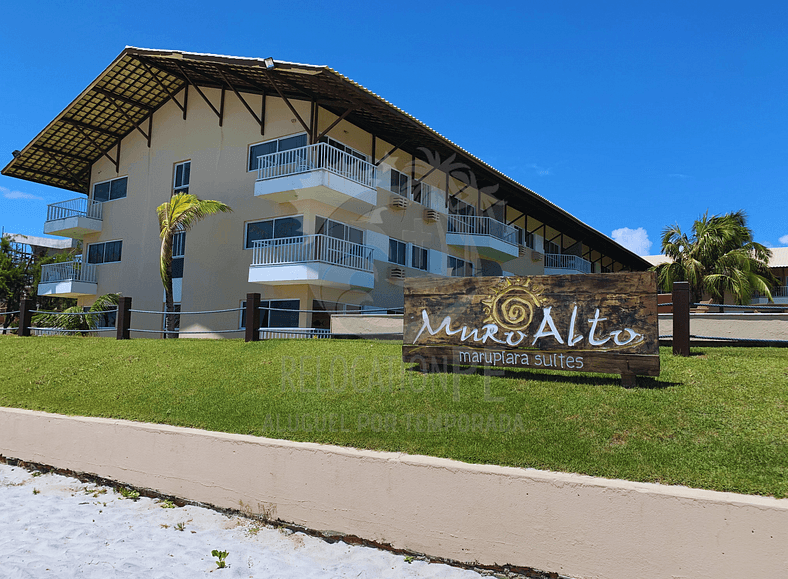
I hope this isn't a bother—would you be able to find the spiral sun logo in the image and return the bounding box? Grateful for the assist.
[481,277,545,332]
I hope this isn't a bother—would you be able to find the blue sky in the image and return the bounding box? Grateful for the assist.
[2,0,787,255]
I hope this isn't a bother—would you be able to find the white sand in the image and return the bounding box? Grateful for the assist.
[0,464,488,578]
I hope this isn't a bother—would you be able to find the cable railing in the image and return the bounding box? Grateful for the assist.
[544,253,592,274]
[256,142,378,189]
[40,261,97,284]
[46,197,103,221]
[251,234,375,272]
[447,214,519,245]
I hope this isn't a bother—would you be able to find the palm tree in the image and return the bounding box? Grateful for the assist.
[157,193,232,337]
[32,293,120,335]
[655,210,777,304]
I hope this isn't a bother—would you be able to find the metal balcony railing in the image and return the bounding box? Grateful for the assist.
[46,197,103,222]
[251,234,374,272]
[447,215,519,245]
[544,253,592,273]
[256,142,377,189]
[40,261,97,283]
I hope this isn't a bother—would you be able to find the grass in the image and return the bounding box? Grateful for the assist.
[1,336,787,497]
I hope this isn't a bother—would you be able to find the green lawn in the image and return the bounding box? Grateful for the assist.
[1,336,786,497]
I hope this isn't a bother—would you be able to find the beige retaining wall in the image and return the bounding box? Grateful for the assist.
[1,407,786,579]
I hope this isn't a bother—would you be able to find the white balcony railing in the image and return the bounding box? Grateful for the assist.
[544,253,592,273]
[257,143,377,190]
[40,261,97,283]
[775,286,788,298]
[259,327,331,340]
[447,215,519,245]
[252,234,374,272]
[46,197,103,222]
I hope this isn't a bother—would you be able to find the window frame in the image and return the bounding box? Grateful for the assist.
[319,136,369,162]
[244,215,304,249]
[91,176,128,203]
[240,299,300,329]
[86,240,123,265]
[173,161,191,194]
[314,216,364,245]
[448,255,474,277]
[247,133,308,172]
[388,238,407,266]
[411,244,428,271]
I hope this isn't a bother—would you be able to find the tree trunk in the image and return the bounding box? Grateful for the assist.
[164,264,178,339]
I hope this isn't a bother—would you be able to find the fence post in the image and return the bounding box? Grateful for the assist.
[672,281,690,356]
[116,297,132,340]
[245,293,261,342]
[19,299,33,337]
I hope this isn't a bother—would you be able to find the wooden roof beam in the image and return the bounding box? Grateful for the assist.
[91,87,152,112]
[59,118,123,139]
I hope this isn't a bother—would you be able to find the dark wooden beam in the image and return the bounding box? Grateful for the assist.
[70,123,120,170]
[260,92,266,135]
[97,92,151,145]
[17,167,87,191]
[135,58,186,116]
[175,62,222,121]
[38,149,85,190]
[32,146,91,163]
[215,67,264,131]
[219,85,226,127]
[60,118,123,139]
[375,139,409,166]
[265,71,311,136]
[91,87,152,112]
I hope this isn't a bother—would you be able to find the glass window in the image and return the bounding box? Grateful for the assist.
[316,217,363,244]
[449,197,476,216]
[87,240,122,264]
[448,256,473,277]
[390,169,409,198]
[389,239,406,266]
[240,299,300,329]
[93,176,127,202]
[248,134,308,171]
[93,181,111,203]
[320,137,368,162]
[174,161,190,194]
[172,232,186,258]
[412,245,428,271]
[245,216,303,249]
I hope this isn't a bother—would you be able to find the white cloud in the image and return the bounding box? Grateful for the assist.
[526,163,552,176]
[0,186,43,201]
[667,173,691,179]
[612,227,653,256]
[779,234,788,245]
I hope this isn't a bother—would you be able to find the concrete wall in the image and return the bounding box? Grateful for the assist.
[1,407,786,579]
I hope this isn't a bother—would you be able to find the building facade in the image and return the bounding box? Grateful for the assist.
[3,48,650,337]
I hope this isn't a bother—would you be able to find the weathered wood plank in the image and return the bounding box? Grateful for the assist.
[403,272,660,378]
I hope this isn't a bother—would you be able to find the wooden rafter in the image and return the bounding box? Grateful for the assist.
[32,145,91,163]
[135,58,186,117]
[317,106,355,142]
[60,118,123,138]
[375,139,409,167]
[37,149,85,190]
[215,66,264,131]
[97,92,151,146]
[70,123,119,172]
[92,87,152,112]
[175,62,222,122]
[265,71,311,136]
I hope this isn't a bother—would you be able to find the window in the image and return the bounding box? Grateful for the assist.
[92,176,127,202]
[319,137,368,162]
[448,256,473,277]
[545,239,561,254]
[389,169,410,198]
[248,134,308,171]
[245,216,303,249]
[240,299,300,329]
[315,217,363,245]
[87,240,122,264]
[172,232,185,279]
[412,245,428,271]
[449,197,476,216]
[174,161,190,194]
[389,239,406,266]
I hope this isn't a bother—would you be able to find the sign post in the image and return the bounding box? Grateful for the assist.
[402,272,660,386]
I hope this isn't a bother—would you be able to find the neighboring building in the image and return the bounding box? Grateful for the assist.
[2,47,649,337]
[2,233,78,259]
[645,250,788,304]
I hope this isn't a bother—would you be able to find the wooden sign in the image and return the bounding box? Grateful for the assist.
[402,272,660,384]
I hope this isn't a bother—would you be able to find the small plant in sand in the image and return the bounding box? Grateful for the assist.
[32,488,40,495]
[31,471,41,477]
[404,556,414,564]
[175,522,186,532]
[119,487,140,500]
[158,499,176,509]
[211,549,229,569]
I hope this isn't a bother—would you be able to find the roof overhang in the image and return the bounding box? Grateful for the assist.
[2,46,651,270]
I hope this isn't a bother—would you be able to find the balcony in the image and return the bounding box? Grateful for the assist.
[248,234,375,290]
[38,261,97,297]
[544,253,592,275]
[44,198,103,239]
[446,215,520,261]
[752,286,788,305]
[254,143,378,213]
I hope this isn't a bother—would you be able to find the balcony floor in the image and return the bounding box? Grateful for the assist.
[38,280,97,297]
[43,215,102,239]
[248,262,374,290]
[446,233,519,261]
[255,169,376,214]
